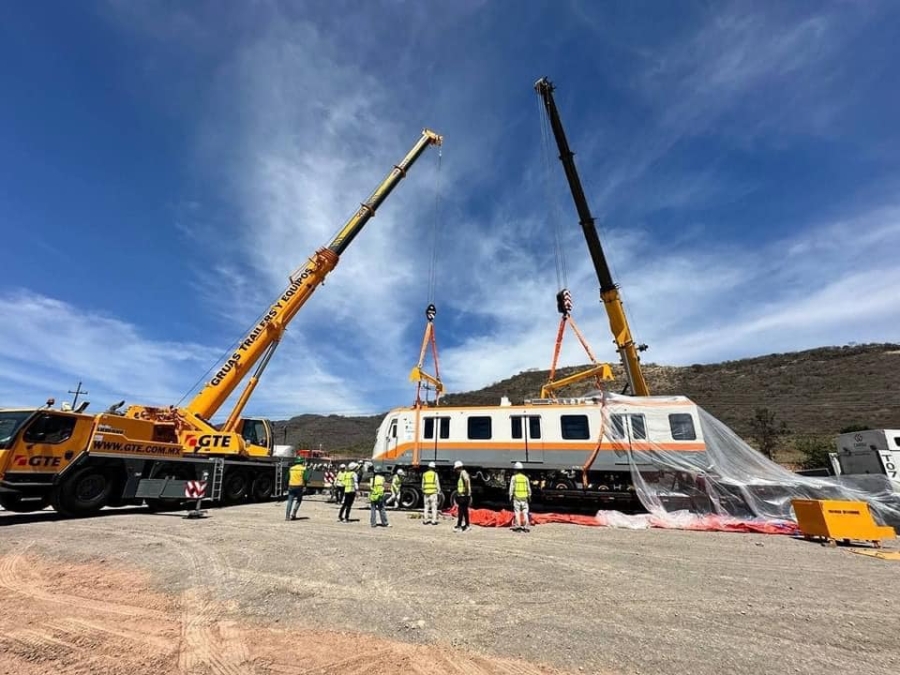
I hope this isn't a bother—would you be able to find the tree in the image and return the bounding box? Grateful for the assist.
[794,436,834,471]
[748,407,789,461]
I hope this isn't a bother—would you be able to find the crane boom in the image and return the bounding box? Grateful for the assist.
[187,129,444,421]
[534,77,650,396]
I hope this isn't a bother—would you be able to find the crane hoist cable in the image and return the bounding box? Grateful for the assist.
[537,99,614,400]
[409,147,445,407]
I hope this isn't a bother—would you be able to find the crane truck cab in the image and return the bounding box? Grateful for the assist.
[0,403,275,515]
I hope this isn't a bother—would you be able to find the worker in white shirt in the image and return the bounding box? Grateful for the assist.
[421,462,441,525]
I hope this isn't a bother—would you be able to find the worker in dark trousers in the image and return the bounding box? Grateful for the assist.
[369,470,390,528]
[453,460,472,532]
[334,463,346,505]
[338,462,359,522]
[285,457,308,521]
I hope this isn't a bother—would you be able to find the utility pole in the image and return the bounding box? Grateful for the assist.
[68,381,88,409]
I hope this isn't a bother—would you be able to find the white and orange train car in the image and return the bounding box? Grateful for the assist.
[370,393,710,510]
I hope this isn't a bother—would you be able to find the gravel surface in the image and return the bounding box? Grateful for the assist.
[2,496,899,675]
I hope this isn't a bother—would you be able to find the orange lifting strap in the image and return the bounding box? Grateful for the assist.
[409,303,444,407]
[541,289,614,400]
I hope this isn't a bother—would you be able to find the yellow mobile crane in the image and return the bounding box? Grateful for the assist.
[534,77,649,396]
[0,129,443,517]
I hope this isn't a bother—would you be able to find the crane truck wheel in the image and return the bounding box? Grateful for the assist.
[0,493,51,513]
[51,467,113,518]
[398,487,420,510]
[250,473,274,501]
[222,470,250,504]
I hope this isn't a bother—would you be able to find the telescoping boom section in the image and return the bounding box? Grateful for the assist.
[185,129,444,424]
[534,77,649,397]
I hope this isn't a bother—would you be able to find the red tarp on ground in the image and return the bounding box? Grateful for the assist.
[443,506,800,536]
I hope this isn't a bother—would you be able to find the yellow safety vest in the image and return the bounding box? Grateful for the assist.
[370,475,385,502]
[457,472,469,496]
[336,470,345,486]
[512,473,530,500]
[343,470,356,493]
[288,464,306,487]
[391,475,402,492]
[422,470,439,495]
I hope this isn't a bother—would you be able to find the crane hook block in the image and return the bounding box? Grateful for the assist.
[556,289,573,316]
[425,303,437,322]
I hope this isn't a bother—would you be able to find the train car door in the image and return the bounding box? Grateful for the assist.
[510,414,544,464]
[421,413,451,463]
[609,412,651,467]
[382,416,399,459]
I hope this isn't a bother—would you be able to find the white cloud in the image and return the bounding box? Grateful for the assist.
[435,201,900,392]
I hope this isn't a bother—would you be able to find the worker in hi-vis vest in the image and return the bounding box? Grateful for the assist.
[285,457,308,521]
[369,470,391,528]
[453,460,472,532]
[421,461,441,525]
[509,461,532,532]
[387,468,405,509]
[334,463,346,505]
[338,462,359,522]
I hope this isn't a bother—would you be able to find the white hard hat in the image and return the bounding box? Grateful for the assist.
[514,461,524,470]
[428,462,436,469]
[340,463,346,468]
[453,460,463,469]
[348,462,358,469]
[397,469,405,475]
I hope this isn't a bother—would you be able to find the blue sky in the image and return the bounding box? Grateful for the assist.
[1,1,898,419]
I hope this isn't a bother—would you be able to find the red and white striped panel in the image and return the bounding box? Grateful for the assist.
[185,480,207,499]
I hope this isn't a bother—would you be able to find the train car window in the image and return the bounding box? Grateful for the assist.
[529,416,541,439]
[561,415,590,440]
[467,416,492,440]
[424,418,434,439]
[439,418,450,439]
[23,414,76,445]
[511,417,523,439]
[630,414,647,440]
[610,414,626,439]
[668,414,697,441]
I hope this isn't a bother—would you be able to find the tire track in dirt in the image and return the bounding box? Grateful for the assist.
[0,543,168,620]
[66,521,256,675]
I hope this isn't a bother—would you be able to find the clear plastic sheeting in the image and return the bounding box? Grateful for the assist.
[595,392,900,529]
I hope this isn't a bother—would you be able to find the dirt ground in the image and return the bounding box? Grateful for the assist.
[2,497,899,675]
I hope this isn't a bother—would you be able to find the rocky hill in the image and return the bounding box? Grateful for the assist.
[273,343,900,460]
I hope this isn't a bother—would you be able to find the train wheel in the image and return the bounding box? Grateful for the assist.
[551,478,576,491]
[399,487,420,509]
[52,467,112,518]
